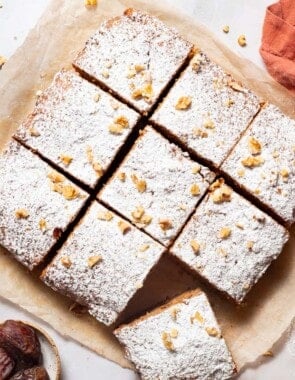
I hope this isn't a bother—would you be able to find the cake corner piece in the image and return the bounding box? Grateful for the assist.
[114,288,236,379]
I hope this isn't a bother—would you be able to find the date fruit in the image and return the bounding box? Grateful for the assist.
[10,366,49,380]
[0,347,15,379]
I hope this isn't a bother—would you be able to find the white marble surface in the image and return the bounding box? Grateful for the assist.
[0,0,295,379]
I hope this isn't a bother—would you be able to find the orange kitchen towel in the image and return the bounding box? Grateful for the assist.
[260,0,295,95]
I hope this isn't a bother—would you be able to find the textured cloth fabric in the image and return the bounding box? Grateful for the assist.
[260,0,295,95]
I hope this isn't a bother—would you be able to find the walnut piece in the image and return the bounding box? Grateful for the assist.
[191,311,204,324]
[162,332,175,351]
[131,174,147,193]
[248,136,262,155]
[158,219,173,231]
[190,240,200,254]
[88,255,102,268]
[118,220,131,234]
[203,118,215,129]
[117,172,126,182]
[223,25,230,33]
[210,180,232,203]
[170,307,180,321]
[59,154,73,167]
[38,219,47,232]
[190,184,200,196]
[175,96,192,110]
[61,256,72,268]
[85,0,97,5]
[205,327,221,338]
[238,35,247,47]
[97,211,113,221]
[47,170,65,183]
[15,208,29,219]
[218,227,231,239]
[192,165,201,174]
[241,156,264,168]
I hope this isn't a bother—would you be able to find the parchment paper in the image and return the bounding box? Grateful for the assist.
[0,0,295,374]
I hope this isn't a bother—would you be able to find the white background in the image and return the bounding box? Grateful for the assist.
[1,1,295,379]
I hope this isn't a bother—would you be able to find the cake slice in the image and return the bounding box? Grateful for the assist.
[15,70,140,188]
[0,140,87,270]
[114,289,236,380]
[73,8,193,114]
[222,104,295,226]
[151,51,260,168]
[171,179,289,303]
[99,126,215,246]
[41,201,164,326]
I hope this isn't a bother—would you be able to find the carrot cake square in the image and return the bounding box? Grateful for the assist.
[15,70,140,188]
[171,179,289,303]
[41,201,164,326]
[99,126,215,246]
[151,51,260,168]
[222,104,295,225]
[73,9,193,114]
[114,289,236,380]
[0,140,87,270]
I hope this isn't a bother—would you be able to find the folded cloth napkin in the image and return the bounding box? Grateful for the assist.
[260,0,295,95]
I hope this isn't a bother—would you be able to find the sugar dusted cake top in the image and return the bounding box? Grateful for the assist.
[41,201,164,326]
[151,51,260,167]
[222,104,295,225]
[15,70,139,188]
[99,126,215,246]
[0,140,87,270]
[115,289,236,380]
[171,179,289,302]
[73,8,193,114]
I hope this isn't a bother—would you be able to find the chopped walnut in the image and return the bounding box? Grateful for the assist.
[192,165,201,174]
[238,35,247,47]
[118,220,131,234]
[135,64,145,72]
[247,241,254,251]
[61,256,72,268]
[131,174,147,193]
[141,214,152,225]
[101,70,109,78]
[241,156,264,168]
[47,170,65,183]
[225,98,235,107]
[191,311,204,324]
[61,185,81,200]
[88,255,102,268]
[117,172,126,182]
[190,183,200,196]
[93,93,100,102]
[170,307,180,321]
[193,128,208,138]
[131,206,145,220]
[59,154,73,167]
[115,116,129,129]
[280,168,289,181]
[86,146,103,176]
[210,180,232,203]
[85,0,97,5]
[97,211,113,221]
[191,52,203,73]
[39,219,47,232]
[15,208,29,219]
[227,79,245,92]
[170,328,178,338]
[109,124,124,135]
[159,219,173,231]
[162,332,175,351]
[218,227,231,239]
[190,240,200,254]
[223,25,230,33]
[175,96,192,110]
[132,83,153,102]
[139,244,150,252]
[248,136,262,155]
[205,327,220,338]
[203,118,215,129]
[29,127,40,137]
[254,188,261,195]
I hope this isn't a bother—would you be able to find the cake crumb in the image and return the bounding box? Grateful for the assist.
[15,208,29,219]
[206,327,221,338]
[60,154,73,167]
[29,127,41,137]
[192,165,201,174]
[203,118,215,129]
[117,172,126,182]
[131,174,147,193]
[93,93,100,102]
[170,307,180,321]
[175,96,192,110]
[162,332,175,351]
[39,218,47,232]
[88,255,102,268]
[190,183,200,196]
[218,227,231,239]
[223,25,230,33]
[97,211,113,221]
[170,328,178,338]
[238,35,247,47]
[159,219,173,231]
[247,241,254,251]
[47,170,65,183]
[191,311,204,324]
[61,256,72,268]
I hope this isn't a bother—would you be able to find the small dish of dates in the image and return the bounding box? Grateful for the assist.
[0,320,61,379]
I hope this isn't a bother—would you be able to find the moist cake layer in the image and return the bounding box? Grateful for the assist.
[171,179,289,302]
[222,104,295,225]
[151,51,260,168]
[114,289,236,380]
[99,126,215,246]
[15,70,140,188]
[0,140,87,270]
[73,8,193,114]
[41,201,164,326]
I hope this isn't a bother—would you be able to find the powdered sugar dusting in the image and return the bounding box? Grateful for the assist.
[115,290,236,379]
[0,140,87,269]
[16,70,140,188]
[171,181,289,302]
[222,104,295,225]
[152,52,260,167]
[99,126,215,246]
[42,201,164,326]
[73,9,193,113]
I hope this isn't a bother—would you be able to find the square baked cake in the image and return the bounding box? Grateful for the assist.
[73,8,193,114]
[114,289,236,379]
[41,201,164,326]
[151,51,260,168]
[0,140,87,269]
[15,70,140,188]
[99,126,215,246]
[222,104,295,226]
[171,179,289,303]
